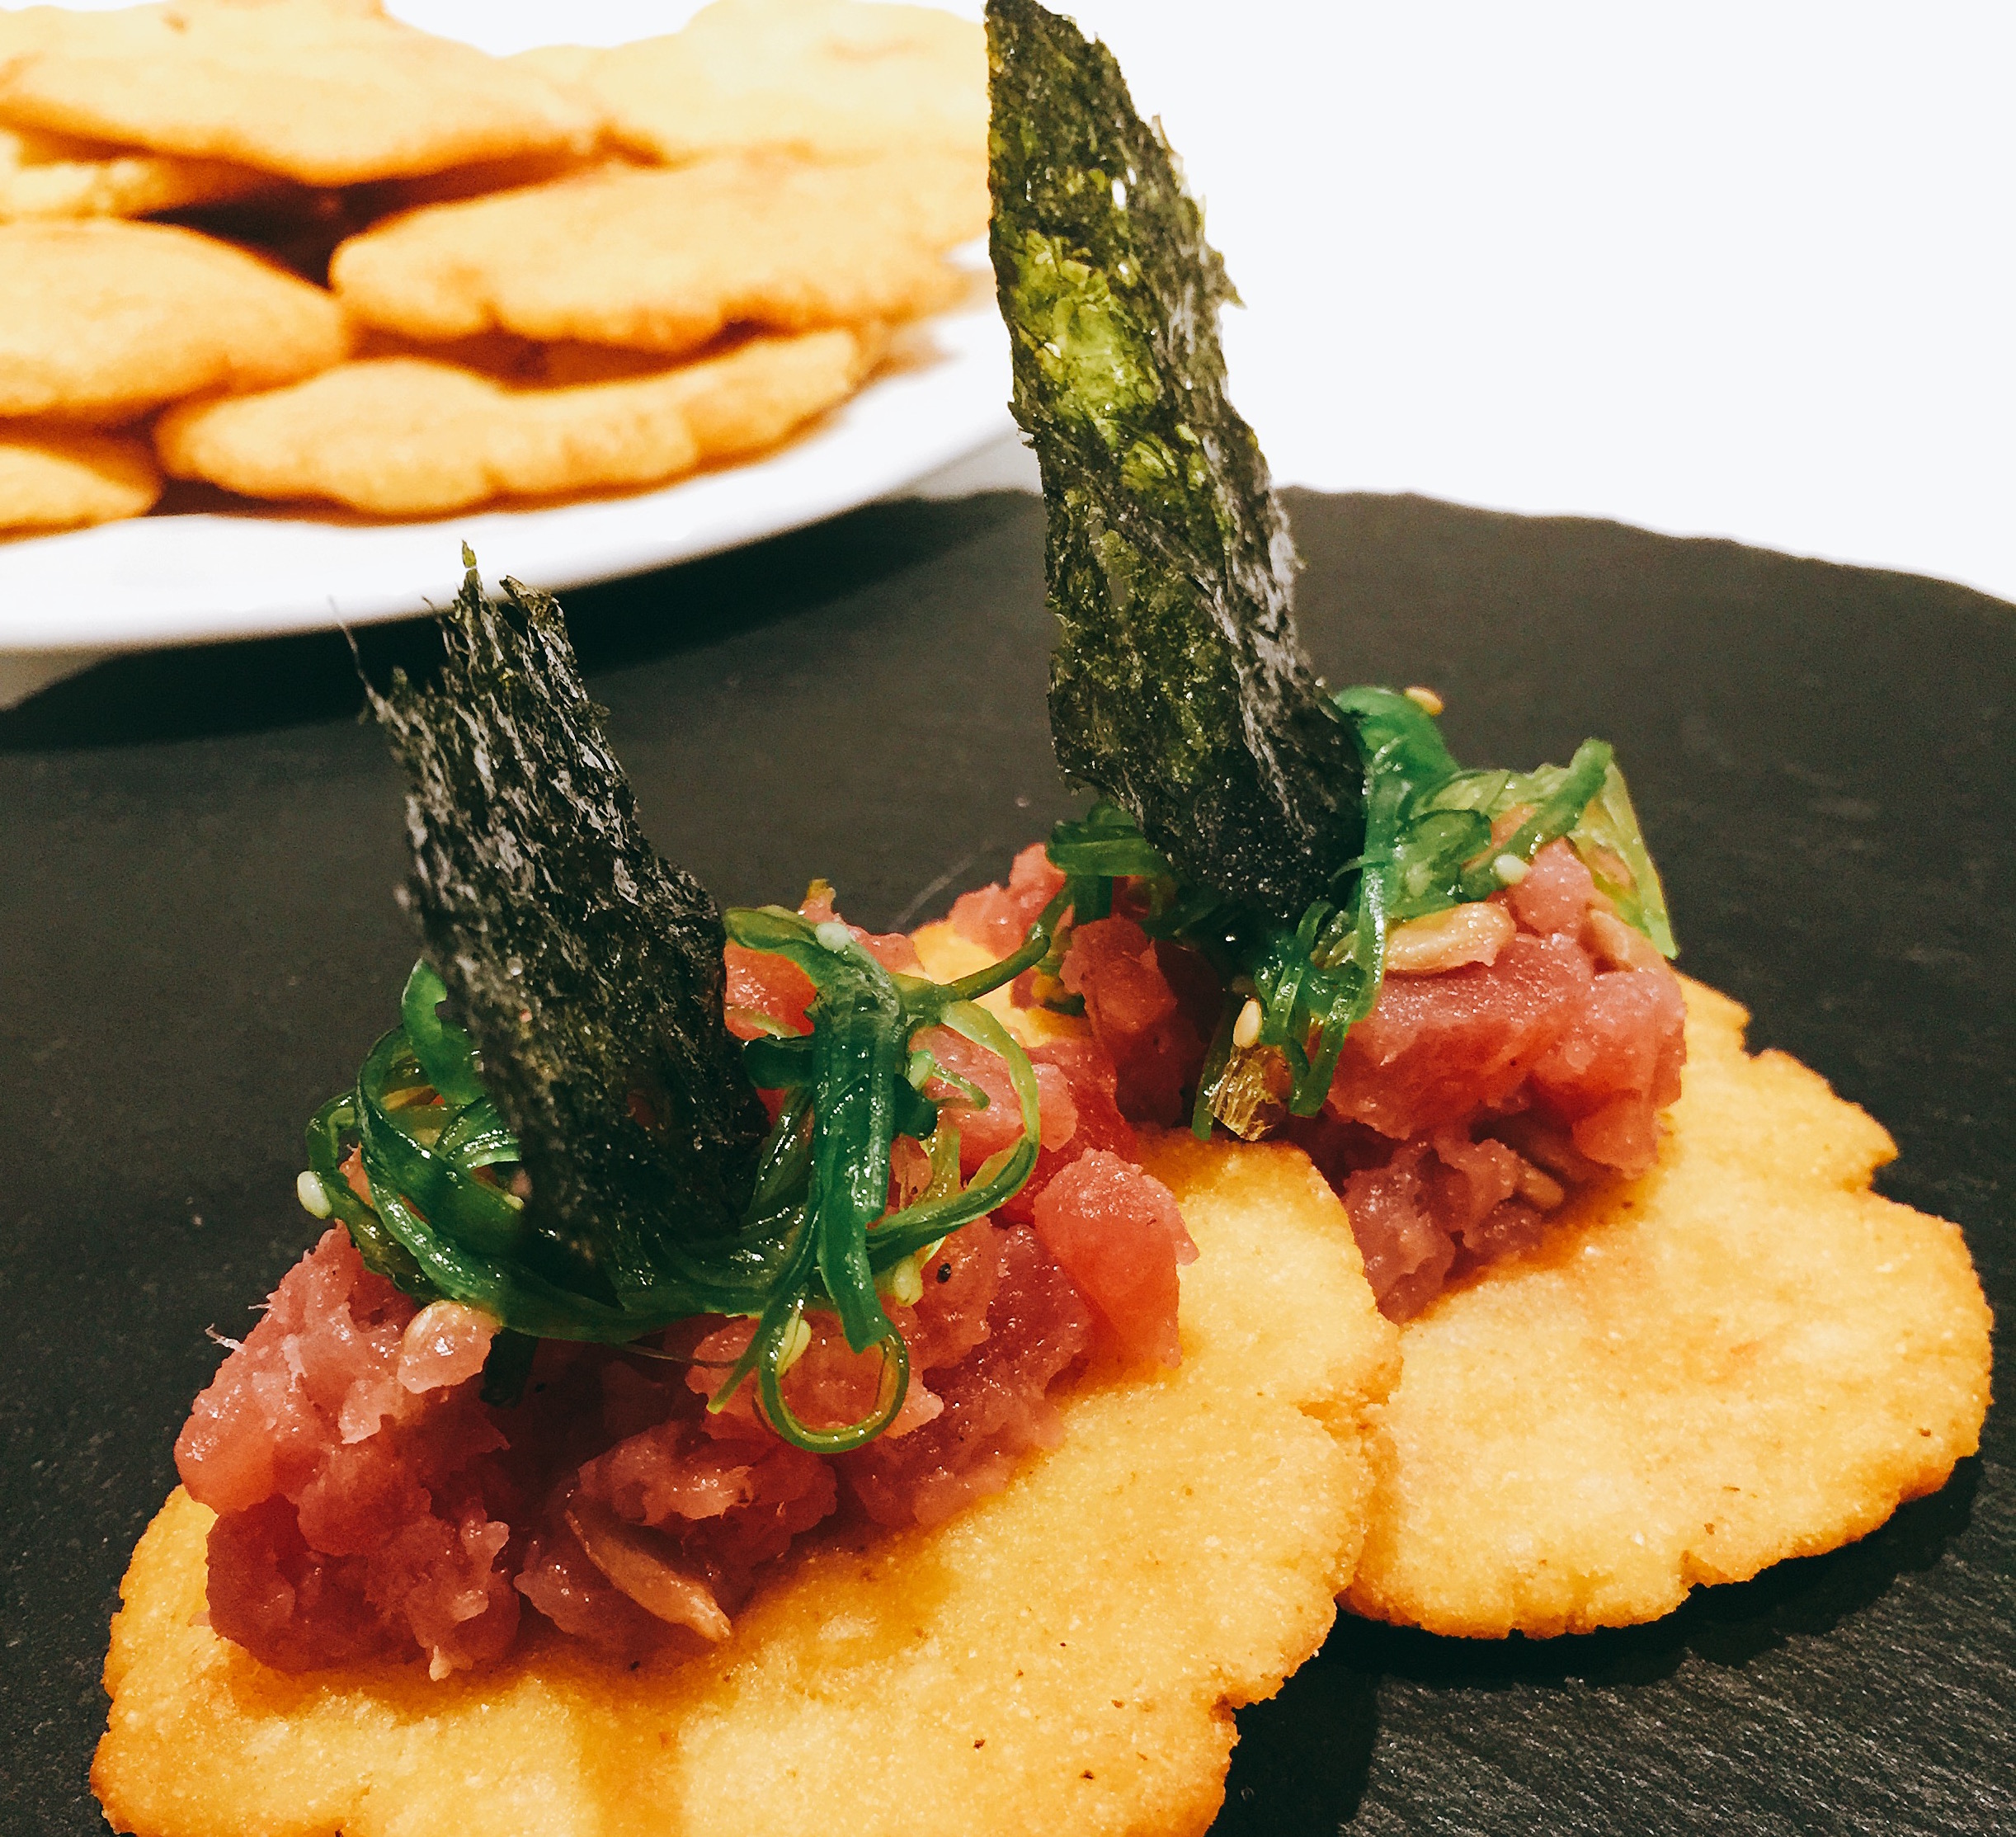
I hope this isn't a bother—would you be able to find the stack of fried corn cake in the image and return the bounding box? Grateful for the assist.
[0,0,987,532]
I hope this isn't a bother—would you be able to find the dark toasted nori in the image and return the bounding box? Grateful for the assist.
[369,568,767,1311]
[984,0,1363,919]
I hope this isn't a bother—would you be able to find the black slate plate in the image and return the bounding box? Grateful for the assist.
[2,491,2009,1835]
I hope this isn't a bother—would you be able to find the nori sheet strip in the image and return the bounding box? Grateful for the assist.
[985,0,1363,919]
[368,563,767,1317]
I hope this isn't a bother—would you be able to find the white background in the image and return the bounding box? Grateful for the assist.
[20,0,2016,603]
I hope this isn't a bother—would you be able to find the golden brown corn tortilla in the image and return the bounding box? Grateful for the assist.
[327,154,982,356]
[518,0,986,167]
[1346,977,1993,1637]
[95,1135,1400,1837]
[0,219,348,422]
[0,424,160,530]
[154,326,883,516]
[0,120,271,220]
[0,0,599,187]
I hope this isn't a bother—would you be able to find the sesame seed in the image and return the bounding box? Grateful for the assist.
[775,1315,813,1376]
[296,1170,333,1219]
[1403,685,1445,716]
[1492,853,1528,885]
[885,1253,924,1307]
[1516,1164,1566,1210]
[1232,997,1263,1049]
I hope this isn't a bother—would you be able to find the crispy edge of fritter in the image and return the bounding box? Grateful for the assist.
[325,156,972,353]
[153,325,878,516]
[543,0,987,167]
[94,1133,1400,1837]
[0,122,272,220]
[0,219,349,420]
[0,0,600,188]
[1345,976,1994,1638]
[0,422,159,529]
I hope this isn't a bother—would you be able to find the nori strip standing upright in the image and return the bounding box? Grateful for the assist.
[985,0,1363,920]
[369,565,767,1314]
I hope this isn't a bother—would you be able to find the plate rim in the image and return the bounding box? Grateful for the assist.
[0,304,1013,654]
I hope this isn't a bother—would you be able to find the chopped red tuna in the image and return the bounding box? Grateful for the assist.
[1300,838,1685,1318]
[1530,963,1687,1170]
[1000,1035,1140,1223]
[1031,1149,1195,1367]
[1326,932,1594,1139]
[1058,915,1209,1126]
[948,841,1066,957]
[842,1226,1094,1527]
[177,1227,519,1677]
[185,1098,1118,1674]
[1329,1142,1457,1323]
[1313,1131,1547,1321]
[921,1023,1079,1179]
[513,1515,667,1662]
[562,1390,837,1637]
[1505,836,1597,936]
[723,941,814,1039]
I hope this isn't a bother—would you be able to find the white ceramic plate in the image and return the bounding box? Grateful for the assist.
[0,298,1012,652]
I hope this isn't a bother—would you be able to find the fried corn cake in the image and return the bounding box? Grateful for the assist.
[328,154,982,356]
[154,326,880,516]
[96,1136,1400,1837]
[0,423,160,530]
[522,0,986,167]
[0,120,270,219]
[1345,977,1993,1637]
[0,218,348,421]
[0,0,598,187]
